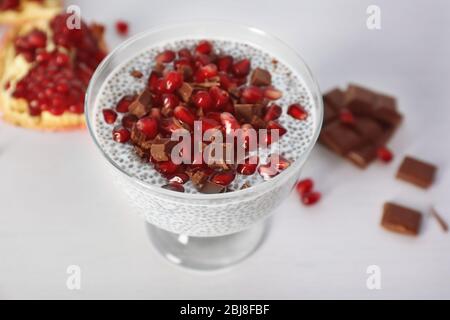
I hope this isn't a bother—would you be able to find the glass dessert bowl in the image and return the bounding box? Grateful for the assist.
[86,22,323,270]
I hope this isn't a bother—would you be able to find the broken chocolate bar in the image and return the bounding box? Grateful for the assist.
[323,88,346,110]
[250,68,272,87]
[129,89,152,118]
[381,202,422,236]
[150,138,176,162]
[347,144,377,169]
[234,104,263,122]
[199,180,226,194]
[345,84,377,116]
[396,156,437,189]
[320,122,365,155]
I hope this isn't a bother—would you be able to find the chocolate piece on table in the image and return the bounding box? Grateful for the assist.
[199,180,226,194]
[347,144,377,169]
[381,202,422,236]
[150,138,176,162]
[320,121,365,155]
[345,84,377,116]
[129,89,152,117]
[353,117,385,142]
[323,103,338,125]
[431,207,448,232]
[323,88,346,110]
[250,68,272,86]
[396,156,437,189]
[373,106,403,128]
[375,93,397,110]
[177,82,193,102]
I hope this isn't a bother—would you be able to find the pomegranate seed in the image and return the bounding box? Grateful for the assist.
[160,117,183,134]
[288,103,308,121]
[220,112,240,135]
[264,104,282,122]
[162,71,183,92]
[296,179,314,196]
[148,71,160,92]
[219,73,236,91]
[241,86,263,104]
[150,108,161,120]
[211,171,236,186]
[121,114,138,129]
[161,93,180,109]
[264,87,283,100]
[102,109,117,124]
[136,116,158,138]
[377,146,393,163]
[166,173,190,184]
[195,63,218,82]
[112,126,131,143]
[267,120,287,137]
[209,86,229,109]
[115,20,129,36]
[217,55,233,72]
[195,40,213,55]
[192,91,213,110]
[340,109,355,125]
[155,160,178,175]
[270,154,291,171]
[302,192,321,206]
[162,183,185,193]
[258,164,279,180]
[116,96,134,113]
[55,52,70,66]
[178,48,192,59]
[232,59,250,77]
[27,30,47,48]
[35,51,51,63]
[200,117,221,133]
[174,106,195,126]
[236,156,259,175]
[155,50,176,64]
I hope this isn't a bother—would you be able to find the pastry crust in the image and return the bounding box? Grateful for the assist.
[0,0,62,25]
[0,18,107,131]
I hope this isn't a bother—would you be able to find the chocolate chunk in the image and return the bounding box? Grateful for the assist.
[177,82,193,102]
[375,93,397,110]
[129,89,152,118]
[323,88,346,110]
[235,104,260,122]
[150,138,176,162]
[130,70,143,79]
[240,181,251,190]
[345,84,377,116]
[199,180,226,194]
[396,156,437,189]
[250,68,271,86]
[347,144,377,169]
[373,106,403,128]
[353,117,385,142]
[381,202,422,236]
[190,170,209,189]
[250,115,266,129]
[162,183,185,193]
[131,124,149,146]
[320,121,365,155]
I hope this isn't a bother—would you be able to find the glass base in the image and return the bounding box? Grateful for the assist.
[146,221,270,271]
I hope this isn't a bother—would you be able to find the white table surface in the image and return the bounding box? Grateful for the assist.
[1,0,449,299]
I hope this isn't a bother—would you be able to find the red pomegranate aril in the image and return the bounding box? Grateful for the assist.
[241,86,263,104]
[220,112,240,134]
[102,109,117,124]
[166,172,190,184]
[302,191,321,206]
[27,30,47,48]
[150,108,161,120]
[264,87,283,100]
[162,183,185,193]
[195,40,213,55]
[55,52,70,66]
[116,96,134,113]
[136,116,158,139]
[237,156,259,175]
[174,106,195,126]
[267,120,287,137]
[232,59,250,77]
[178,48,192,59]
[211,171,236,186]
[35,50,51,63]
[161,93,180,109]
[217,55,233,72]
[195,63,218,82]
[115,20,129,36]
[200,117,221,133]
[219,73,236,90]
[296,178,314,196]
[258,164,279,180]
[270,154,291,171]
[163,71,183,92]
[288,103,308,121]
[56,82,69,93]
[121,114,138,129]
[209,86,229,109]
[156,160,178,175]
[148,71,160,92]
[155,50,176,64]
[340,109,355,125]
[377,146,393,163]
[112,126,131,143]
[160,117,182,134]
[264,104,282,122]
[192,91,213,110]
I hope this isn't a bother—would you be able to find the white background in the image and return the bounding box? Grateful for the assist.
[0,0,449,299]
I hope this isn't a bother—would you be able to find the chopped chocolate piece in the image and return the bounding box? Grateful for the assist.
[229,87,241,99]
[345,84,377,116]
[204,142,235,170]
[235,104,257,122]
[199,180,226,194]
[130,70,143,78]
[431,207,448,232]
[131,124,149,146]
[323,103,338,124]
[381,202,422,236]
[150,138,176,162]
[153,62,165,74]
[353,117,385,142]
[396,156,437,189]
[162,183,185,193]
[240,181,251,190]
[323,88,346,110]
[347,144,377,169]
[177,82,193,102]
[191,170,209,189]
[373,106,403,128]
[129,89,152,118]
[190,81,220,89]
[250,115,266,129]
[375,93,397,111]
[320,121,365,155]
[134,145,149,160]
[250,68,272,86]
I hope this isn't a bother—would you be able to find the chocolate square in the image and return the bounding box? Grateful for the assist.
[199,180,226,194]
[320,121,365,155]
[323,88,346,110]
[129,89,152,117]
[381,202,422,236]
[373,107,403,128]
[396,156,437,189]
[150,138,176,162]
[250,68,272,87]
[323,103,338,125]
[375,93,397,110]
[353,117,385,142]
[347,144,377,169]
[345,84,377,116]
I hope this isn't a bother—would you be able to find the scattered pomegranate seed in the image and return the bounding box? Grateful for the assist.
[241,86,263,104]
[121,114,138,129]
[174,106,195,126]
[217,55,233,72]
[155,160,178,175]
[302,191,321,206]
[267,120,287,137]
[116,96,135,113]
[377,146,393,163]
[148,71,160,92]
[220,112,240,135]
[162,183,185,193]
[258,164,279,180]
[136,116,158,139]
[178,48,192,59]
[102,109,117,124]
[296,179,314,196]
[195,63,218,82]
[161,93,180,110]
[237,156,259,175]
[288,103,308,121]
[192,91,213,110]
[232,59,250,77]
[200,117,221,133]
[209,86,230,109]
[112,126,131,143]
[211,171,236,186]
[264,104,282,122]
[155,50,176,64]
[195,40,213,55]
[115,20,129,36]
[264,87,283,100]
[162,71,183,93]
[340,109,355,125]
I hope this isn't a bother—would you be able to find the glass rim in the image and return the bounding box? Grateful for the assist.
[85,21,324,201]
